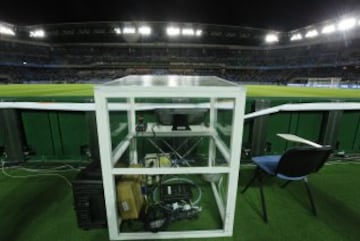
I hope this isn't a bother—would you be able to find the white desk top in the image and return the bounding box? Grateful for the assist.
[277,133,322,148]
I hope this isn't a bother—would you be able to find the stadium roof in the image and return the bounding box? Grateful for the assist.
[0,0,360,31]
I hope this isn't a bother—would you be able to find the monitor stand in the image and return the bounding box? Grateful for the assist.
[172,114,191,131]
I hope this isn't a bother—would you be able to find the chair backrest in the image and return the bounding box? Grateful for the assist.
[276,146,332,177]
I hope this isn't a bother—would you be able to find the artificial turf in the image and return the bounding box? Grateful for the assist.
[0,162,359,241]
[0,84,359,98]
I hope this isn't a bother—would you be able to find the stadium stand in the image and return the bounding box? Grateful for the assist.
[0,20,360,84]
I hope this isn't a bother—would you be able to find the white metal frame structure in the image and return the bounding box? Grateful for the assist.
[94,75,246,240]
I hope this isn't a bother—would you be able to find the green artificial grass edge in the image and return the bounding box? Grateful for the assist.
[0,163,359,241]
[0,84,359,98]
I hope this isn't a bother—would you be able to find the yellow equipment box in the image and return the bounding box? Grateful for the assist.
[117,181,143,220]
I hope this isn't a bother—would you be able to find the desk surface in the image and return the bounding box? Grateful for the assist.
[277,133,322,148]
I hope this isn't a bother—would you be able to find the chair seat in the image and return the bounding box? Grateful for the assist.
[252,155,306,181]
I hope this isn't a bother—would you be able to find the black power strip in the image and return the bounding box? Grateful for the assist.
[160,183,193,203]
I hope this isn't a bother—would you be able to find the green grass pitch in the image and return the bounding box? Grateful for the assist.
[0,84,359,98]
[1,164,359,241]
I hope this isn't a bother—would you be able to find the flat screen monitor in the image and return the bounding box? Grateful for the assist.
[155,108,207,130]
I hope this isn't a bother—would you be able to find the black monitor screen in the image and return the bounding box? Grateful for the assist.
[155,108,207,130]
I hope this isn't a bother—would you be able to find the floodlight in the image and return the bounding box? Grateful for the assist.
[321,24,336,34]
[0,25,15,36]
[195,29,202,36]
[305,29,318,38]
[123,27,136,34]
[166,27,180,36]
[138,26,151,35]
[290,33,302,41]
[23,61,27,65]
[182,28,195,36]
[114,27,121,34]
[338,17,356,31]
[29,29,45,38]
[265,34,279,43]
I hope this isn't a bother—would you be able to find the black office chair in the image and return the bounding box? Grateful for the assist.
[241,146,332,222]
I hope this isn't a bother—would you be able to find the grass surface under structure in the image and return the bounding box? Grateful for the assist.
[0,84,359,98]
[0,163,359,241]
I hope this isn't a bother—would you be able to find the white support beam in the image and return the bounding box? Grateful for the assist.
[111,166,231,175]
[115,229,231,240]
[111,133,133,165]
[211,182,225,222]
[212,134,230,163]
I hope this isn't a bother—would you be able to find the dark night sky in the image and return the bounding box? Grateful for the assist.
[0,0,360,30]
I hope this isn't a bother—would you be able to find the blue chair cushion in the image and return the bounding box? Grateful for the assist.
[252,155,281,175]
[252,155,307,181]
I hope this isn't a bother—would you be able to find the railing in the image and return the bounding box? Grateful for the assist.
[0,97,359,163]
